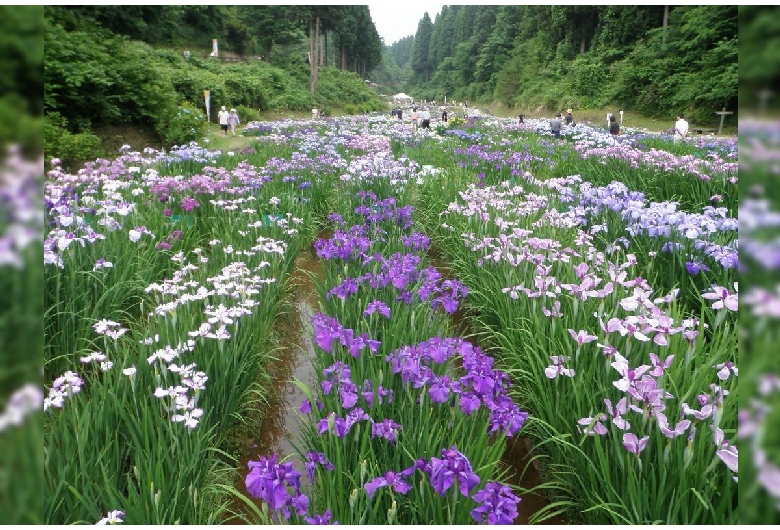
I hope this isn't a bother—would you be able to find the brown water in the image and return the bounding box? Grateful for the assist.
[227,247,323,524]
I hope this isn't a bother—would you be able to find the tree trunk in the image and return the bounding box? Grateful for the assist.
[318,30,325,66]
[265,42,272,64]
[340,45,347,70]
[662,5,669,45]
[580,24,586,54]
[309,17,320,96]
[323,31,328,67]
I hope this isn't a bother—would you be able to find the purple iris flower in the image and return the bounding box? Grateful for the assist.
[459,392,481,416]
[487,396,528,436]
[685,261,710,275]
[327,277,360,301]
[396,290,414,304]
[291,494,309,516]
[364,299,391,319]
[428,446,481,497]
[365,468,415,498]
[305,452,334,483]
[312,313,343,353]
[361,380,375,407]
[304,510,339,525]
[434,294,460,314]
[245,454,304,519]
[180,196,200,212]
[470,482,521,525]
[339,382,358,409]
[428,375,453,404]
[346,333,369,358]
[656,412,691,439]
[371,418,402,444]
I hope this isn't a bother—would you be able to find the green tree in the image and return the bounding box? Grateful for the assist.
[738,6,780,108]
[390,35,414,69]
[411,12,433,82]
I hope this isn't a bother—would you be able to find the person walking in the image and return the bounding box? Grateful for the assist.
[411,107,419,131]
[420,107,431,129]
[565,108,574,125]
[609,114,620,136]
[674,114,689,142]
[550,113,563,139]
[228,108,241,136]
[441,107,448,122]
[218,106,230,137]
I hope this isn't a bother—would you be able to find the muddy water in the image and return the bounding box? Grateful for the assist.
[228,247,323,524]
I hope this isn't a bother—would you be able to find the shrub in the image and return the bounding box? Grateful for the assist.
[43,111,102,171]
[234,104,259,123]
[0,96,43,157]
[270,88,312,111]
[155,101,208,147]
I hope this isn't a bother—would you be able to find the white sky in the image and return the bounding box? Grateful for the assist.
[368,2,445,46]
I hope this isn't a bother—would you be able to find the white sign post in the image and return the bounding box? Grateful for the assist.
[714,107,733,135]
[204,90,211,123]
[758,89,774,116]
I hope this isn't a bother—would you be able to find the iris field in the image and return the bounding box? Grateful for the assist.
[36,112,748,524]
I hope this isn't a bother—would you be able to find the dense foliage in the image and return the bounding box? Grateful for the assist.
[739,6,780,109]
[43,6,385,168]
[0,5,43,156]
[400,5,737,125]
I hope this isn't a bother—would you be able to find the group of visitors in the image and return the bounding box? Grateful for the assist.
[214,101,691,144]
[549,108,575,138]
[394,105,451,129]
[410,107,432,130]
[217,105,241,137]
[548,108,688,141]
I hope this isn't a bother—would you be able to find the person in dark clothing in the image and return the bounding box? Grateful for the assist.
[609,114,620,136]
[565,108,573,125]
[550,113,563,138]
[518,114,524,124]
[441,108,448,122]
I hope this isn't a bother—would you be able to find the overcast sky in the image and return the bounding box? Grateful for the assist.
[368,3,445,46]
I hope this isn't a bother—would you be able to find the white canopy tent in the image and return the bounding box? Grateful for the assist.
[392,92,413,105]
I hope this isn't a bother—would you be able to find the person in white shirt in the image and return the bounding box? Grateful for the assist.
[674,114,689,142]
[218,106,230,137]
[420,107,431,129]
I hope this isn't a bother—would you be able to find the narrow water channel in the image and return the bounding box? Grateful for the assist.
[228,246,323,524]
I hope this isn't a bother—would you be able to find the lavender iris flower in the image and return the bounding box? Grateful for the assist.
[622,433,649,455]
